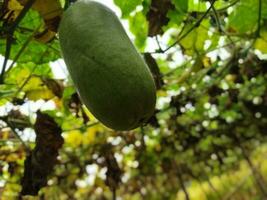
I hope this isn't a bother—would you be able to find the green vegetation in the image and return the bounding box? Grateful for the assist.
[0,0,267,199]
[178,146,267,200]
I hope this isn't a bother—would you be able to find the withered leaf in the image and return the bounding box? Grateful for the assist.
[42,77,64,98]
[0,0,8,20]
[144,53,164,89]
[67,92,89,124]
[20,110,63,196]
[68,92,81,116]
[146,0,174,36]
[146,110,160,128]
[19,0,63,43]
[101,144,122,190]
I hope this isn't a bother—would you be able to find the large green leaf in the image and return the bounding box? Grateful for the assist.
[179,19,210,55]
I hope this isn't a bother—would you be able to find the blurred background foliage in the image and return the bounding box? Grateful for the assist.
[0,0,267,199]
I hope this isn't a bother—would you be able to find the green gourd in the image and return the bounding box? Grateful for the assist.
[58,0,156,130]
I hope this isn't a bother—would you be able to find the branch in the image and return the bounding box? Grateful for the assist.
[211,3,223,33]
[208,0,240,13]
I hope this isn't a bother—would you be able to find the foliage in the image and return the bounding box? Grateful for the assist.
[0,0,267,199]
[177,145,267,200]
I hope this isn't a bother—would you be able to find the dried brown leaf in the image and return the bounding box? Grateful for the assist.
[146,0,174,36]
[20,110,63,196]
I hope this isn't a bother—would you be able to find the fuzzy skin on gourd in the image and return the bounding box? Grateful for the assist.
[59,0,156,130]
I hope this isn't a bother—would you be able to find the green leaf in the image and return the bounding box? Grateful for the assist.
[129,11,148,50]
[254,29,267,53]
[113,0,142,17]
[167,9,185,28]
[179,19,209,55]
[172,0,188,13]
[263,1,267,19]
[142,0,152,13]
[20,10,42,30]
[6,62,52,86]
[228,0,258,33]
[0,9,60,64]
[0,85,17,105]
[254,38,267,54]
[188,0,207,12]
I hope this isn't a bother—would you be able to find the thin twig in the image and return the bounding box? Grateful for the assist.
[163,61,190,77]
[159,49,238,114]
[211,3,235,44]
[211,4,223,33]
[162,39,241,78]
[63,122,100,132]
[209,0,240,13]
[17,26,35,33]
[155,36,163,52]
[7,122,30,153]
[0,116,30,153]
[145,0,243,55]
[161,0,216,53]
